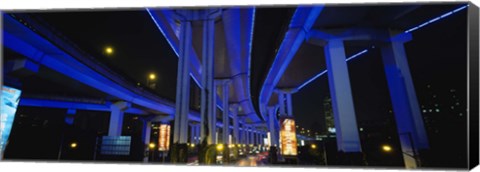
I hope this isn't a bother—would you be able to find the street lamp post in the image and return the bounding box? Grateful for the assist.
[147,73,156,89]
[148,143,155,162]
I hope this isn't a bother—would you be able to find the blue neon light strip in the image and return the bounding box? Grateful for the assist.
[345,49,368,61]
[246,8,261,120]
[259,7,323,111]
[147,9,179,56]
[296,49,369,90]
[405,4,469,33]
[296,4,469,91]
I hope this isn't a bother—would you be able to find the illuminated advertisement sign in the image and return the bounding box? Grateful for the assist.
[100,136,131,155]
[1,86,22,159]
[279,117,298,156]
[158,124,171,151]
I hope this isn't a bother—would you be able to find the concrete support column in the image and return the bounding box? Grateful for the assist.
[221,80,231,144]
[277,93,287,116]
[108,101,131,136]
[267,106,279,146]
[190,123,195,143]
[238,127,244,144]
[324,39,362,152]
[257,131,262,145]
[250,127,255,144]
[142,120,152,162]
[252,131,256,145]
[195,125,201,144]
[380,33,428,168]
[215,128,219,144]
[249,127,254,145]
[243,127,247,144]
[173,16,193,144]
[143,121,152,146]
[245,126,250,144]
[65,109,76,125]
[231,104,240,144]
[200,15,218,145]
[276,90,296,117]
[242,123,247,144]
[286,93,293,117]
[262,133,266,145]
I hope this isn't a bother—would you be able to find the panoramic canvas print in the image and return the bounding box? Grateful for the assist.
[1,2,479,170]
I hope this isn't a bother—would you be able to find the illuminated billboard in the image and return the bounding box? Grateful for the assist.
[158,124,171,151]
[279,117,298,156]
[100,136,132,155]
[1,86,22,159]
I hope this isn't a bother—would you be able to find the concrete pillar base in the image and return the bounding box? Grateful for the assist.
[222,144,231,164]
[231,146,239,161]
[268,146,279,164]
[170,143,189,163]
[198,143,217,165]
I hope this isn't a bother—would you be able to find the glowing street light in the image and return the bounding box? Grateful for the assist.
[382,145,392,152]
[104,46,114,55]
[149,73,156,80]
[216,144,224,151]
[147,73,157,89]
[149,143,156,149]
[311,144,317,149]
[70,142,78,149]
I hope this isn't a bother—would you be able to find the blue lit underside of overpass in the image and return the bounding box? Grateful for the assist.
[2,14,233,127]
[258,4,470,117]
[146,8,261,122]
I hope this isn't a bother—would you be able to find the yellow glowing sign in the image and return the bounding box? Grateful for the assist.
[280,118,298,156]
[158,124,171,151]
